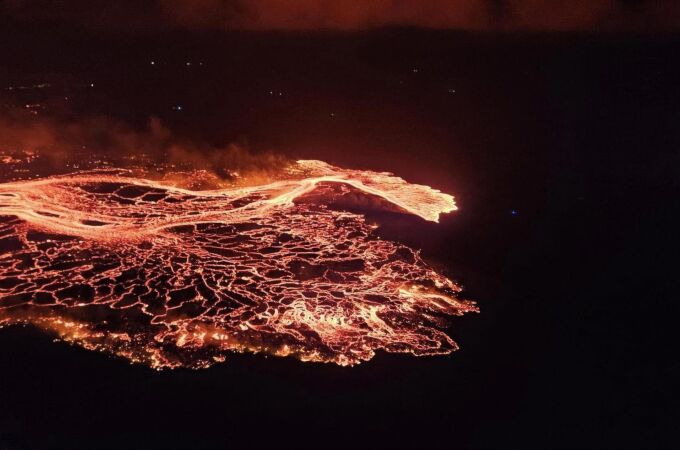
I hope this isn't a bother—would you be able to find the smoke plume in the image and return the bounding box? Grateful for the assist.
[0,113,289,185]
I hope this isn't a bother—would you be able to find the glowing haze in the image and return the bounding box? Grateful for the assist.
[3,0,679,32]
[0,158,477,369]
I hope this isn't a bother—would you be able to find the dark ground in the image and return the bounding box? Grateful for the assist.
[0,26,678,449]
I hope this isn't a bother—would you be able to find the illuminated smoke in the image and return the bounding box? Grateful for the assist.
[3,0,679,31]
[0,159,477,369]
[0,114,289,185]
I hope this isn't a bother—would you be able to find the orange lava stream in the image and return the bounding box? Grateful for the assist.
[0,160,477,369]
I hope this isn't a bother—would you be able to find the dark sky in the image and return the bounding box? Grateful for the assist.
[2,0,680,33]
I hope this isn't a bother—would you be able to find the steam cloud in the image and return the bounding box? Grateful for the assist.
[2,0,679,32]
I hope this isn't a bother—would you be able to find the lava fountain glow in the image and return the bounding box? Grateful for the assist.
[0,159,477,369]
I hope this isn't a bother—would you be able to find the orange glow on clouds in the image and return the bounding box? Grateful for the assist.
[4,0,679,32]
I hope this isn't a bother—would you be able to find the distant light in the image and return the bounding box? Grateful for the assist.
[448,88,456,94]
[412,68,419,73]
[150,61,156,65]
[90,83,94,87]
[173,105,183,111]
[330,112,335,118]
[186,62,192,66]
[510,209,519,216]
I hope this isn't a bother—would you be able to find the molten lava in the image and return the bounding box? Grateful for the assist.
[0,159,477,369]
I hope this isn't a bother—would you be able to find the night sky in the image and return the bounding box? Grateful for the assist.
[0,2,678,449]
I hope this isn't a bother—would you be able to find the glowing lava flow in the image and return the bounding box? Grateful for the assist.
[0,160,477,369]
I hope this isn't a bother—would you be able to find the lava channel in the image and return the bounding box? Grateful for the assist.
[0,160,478,369]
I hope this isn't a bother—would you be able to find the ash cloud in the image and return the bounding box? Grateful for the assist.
[2,0,679,32]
